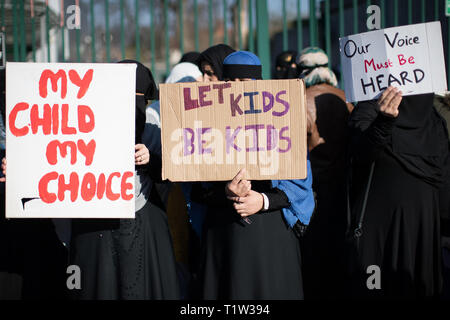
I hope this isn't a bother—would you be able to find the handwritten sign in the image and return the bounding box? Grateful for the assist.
[160,79,307,181]
[339,21,447,102]
[5,62,136,218]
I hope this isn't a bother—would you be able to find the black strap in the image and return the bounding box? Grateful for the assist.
[353,161,376,238]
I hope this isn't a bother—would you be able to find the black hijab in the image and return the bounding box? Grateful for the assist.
[274,50,298,79]
[180,51,201,64]
[196,44,235,81]
[118,60,158,144]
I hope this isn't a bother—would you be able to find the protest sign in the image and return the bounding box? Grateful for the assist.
[339,21,447,102]
[5,62,136,218]
[160,79,307,181]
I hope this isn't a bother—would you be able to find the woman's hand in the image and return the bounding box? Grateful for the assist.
[225,168,251,197]
[135,144,150,165]
[378,86,402,118]
[0,157,5,182]
[229,190,264,217]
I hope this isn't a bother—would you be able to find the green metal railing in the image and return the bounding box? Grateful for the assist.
[3,0,450,84]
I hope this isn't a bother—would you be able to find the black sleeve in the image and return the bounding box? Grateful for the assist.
[137,152,163,182]
[265,188,290,211]
[190,181,232,208]
[348,100,397,162]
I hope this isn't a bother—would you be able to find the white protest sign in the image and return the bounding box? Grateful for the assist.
[5,62,136,218]
[339,21,447,102]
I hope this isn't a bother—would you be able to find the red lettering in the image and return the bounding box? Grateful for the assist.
[68,69,94,99]
[52,104,59,134]
[38,171,58,204]
[8,102,29,137]
[106,172,121,200]
[39,172,134,203]
[398,54,406,66]
[61,104,77,134]
[183,87,199,111]
[198,85,212,107]
[77,105,95,133]
[80,172,96,201]
[97,173,106,199]
[46,140,77,165]
[77,139,96,165]
[212,83,231,104]
[39,69,67,99]
[364,58,375,73]
[121,171,134,201]
[57,172,79,202]
[408,56,415,64]
[30,103,52,135]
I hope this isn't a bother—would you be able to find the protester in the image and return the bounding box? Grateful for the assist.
[193,51,315,300]
[69,60,180,300]
[146,62,205,299]
[0,67,68,300]
[179,51,201,64]
[296,47,353,299]
[273,50,298,79]
[347,87,450,298]
[196,44,235,82]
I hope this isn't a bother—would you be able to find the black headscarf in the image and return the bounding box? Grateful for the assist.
[180,51,201,64]
[196,44,235,81]
[118,60,158,144]
[274,50,298,79]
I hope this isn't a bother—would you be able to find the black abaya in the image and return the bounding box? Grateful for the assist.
[195,181,304,300]
[70,197,180,300]
[347,94,449,298]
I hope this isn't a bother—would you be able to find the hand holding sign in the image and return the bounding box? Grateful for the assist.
[225,168,251,198]
[378,86,402,118]
[135,144,150,165]
[339,21,447,102]
[232,190,264,217]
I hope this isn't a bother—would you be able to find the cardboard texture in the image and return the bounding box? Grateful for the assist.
[160,79,307,181]
[5,62,136,218]
[339,21,447,102]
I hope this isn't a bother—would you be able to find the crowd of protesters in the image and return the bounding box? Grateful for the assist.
[0,43,449,300]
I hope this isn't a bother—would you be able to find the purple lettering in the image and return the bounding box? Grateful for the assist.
[277,126,291,153]
[244,92,261,114]
[183,128,195,155]
[197,127,212,154]
[245,124,265,152]
[226,126,242,153]
[273,90,290,117]
[230,93,243,117]
[266,125,278,151]
[262,91,275,113]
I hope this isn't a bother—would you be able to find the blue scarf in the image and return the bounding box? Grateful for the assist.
[271,159,315,228]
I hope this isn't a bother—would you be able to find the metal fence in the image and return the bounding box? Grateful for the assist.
[2,0,450,84]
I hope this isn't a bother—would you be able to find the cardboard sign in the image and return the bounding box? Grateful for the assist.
[5,62,136,218]
[339,21,447,102]
[160,79,307,181]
